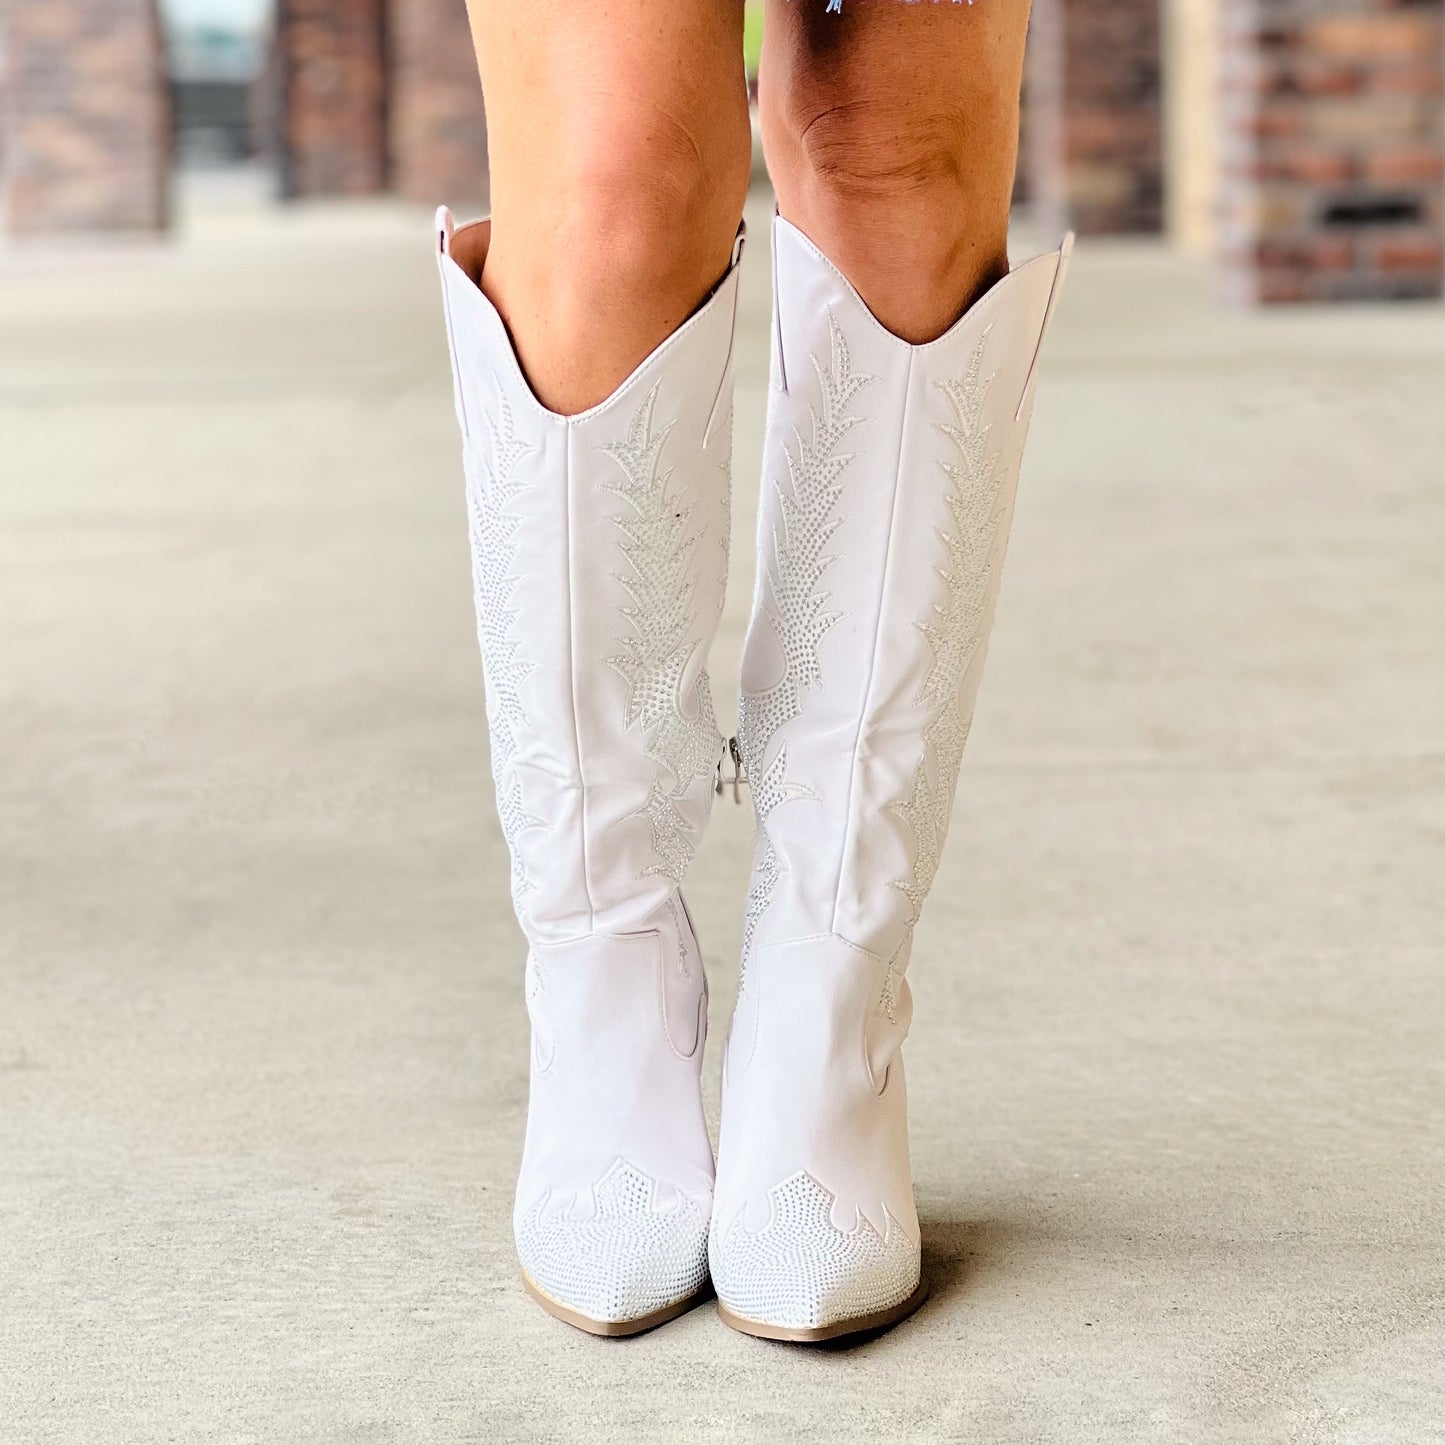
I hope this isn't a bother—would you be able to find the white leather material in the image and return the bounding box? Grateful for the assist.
[436,207,741,1323]
[712,215,1071,1331]
[516,912,714,1321]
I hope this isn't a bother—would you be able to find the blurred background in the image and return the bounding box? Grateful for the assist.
[1,0,1443,297]
[2,3,1443,1442]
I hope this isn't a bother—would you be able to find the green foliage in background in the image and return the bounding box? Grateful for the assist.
[744,3,764,77]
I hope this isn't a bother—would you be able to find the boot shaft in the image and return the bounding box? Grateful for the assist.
[437,210,744,942]
[710,218,1072,1340]
[740,215,1072,983]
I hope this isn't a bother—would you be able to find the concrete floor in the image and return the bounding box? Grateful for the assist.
[2,181,1443,1444]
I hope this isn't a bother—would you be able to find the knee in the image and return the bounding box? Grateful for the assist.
[546,106,750,306]
[779,94,972,210]
[480,97,749,411]
[764,85,1005,260]
[762,85,1012,339]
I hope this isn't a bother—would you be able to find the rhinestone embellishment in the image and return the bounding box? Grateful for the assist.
[711,1171,917,1330]
[602,386,723,884]
[738,312,873,979]
[516,1159,709,1324]
[467,391,542,901]
[883,328,1010,1015]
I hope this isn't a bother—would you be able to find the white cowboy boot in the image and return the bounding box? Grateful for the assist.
[436,209,743,1334]
[710,215,1072,1341]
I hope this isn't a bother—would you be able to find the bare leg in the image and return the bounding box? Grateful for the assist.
[758,0,1031,342]
[464,0,751,414]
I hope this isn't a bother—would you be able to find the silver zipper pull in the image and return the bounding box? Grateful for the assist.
[715,734,747,805]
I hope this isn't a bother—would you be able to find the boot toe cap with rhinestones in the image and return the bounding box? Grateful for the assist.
[709,1171,922,1339]
[516,1160,711,1331]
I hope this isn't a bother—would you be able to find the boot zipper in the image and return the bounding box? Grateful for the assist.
[715,734,747,805]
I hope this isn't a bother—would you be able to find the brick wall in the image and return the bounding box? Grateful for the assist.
[277,0,388,198]
[1218,0,1444,302]
[1,0,171,236]
[388,0,489,205]
[1026,0,1165,234]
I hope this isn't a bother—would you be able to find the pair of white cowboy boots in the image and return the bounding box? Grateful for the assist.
[436,205,1070,1340]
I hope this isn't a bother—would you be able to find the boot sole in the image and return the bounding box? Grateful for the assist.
[521,1270,712,1337]
[715,1276,929,1343]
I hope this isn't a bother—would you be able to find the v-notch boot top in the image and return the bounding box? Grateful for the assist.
[437,209,745,1335]
[711,214,1072,1342]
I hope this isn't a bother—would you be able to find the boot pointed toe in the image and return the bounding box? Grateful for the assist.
[710,1172,921,1339]
[517,1160,710,1330]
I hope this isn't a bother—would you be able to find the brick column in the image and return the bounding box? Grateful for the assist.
[1026,0,1165,234]
[277,0,388,198]
[1218,0,1444,302]
[0,0,171,237]
[387,0,489,205]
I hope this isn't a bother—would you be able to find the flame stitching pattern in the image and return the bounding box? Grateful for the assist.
[738,313,873,982]
[882,327,1010,1017]
[468,392,543,902]
[602,387,723,884]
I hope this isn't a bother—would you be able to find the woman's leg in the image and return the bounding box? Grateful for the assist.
[712,5,1070,1342]
[758,0,1030,341]
[464,0,751,413]
[440,1,750,1336]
